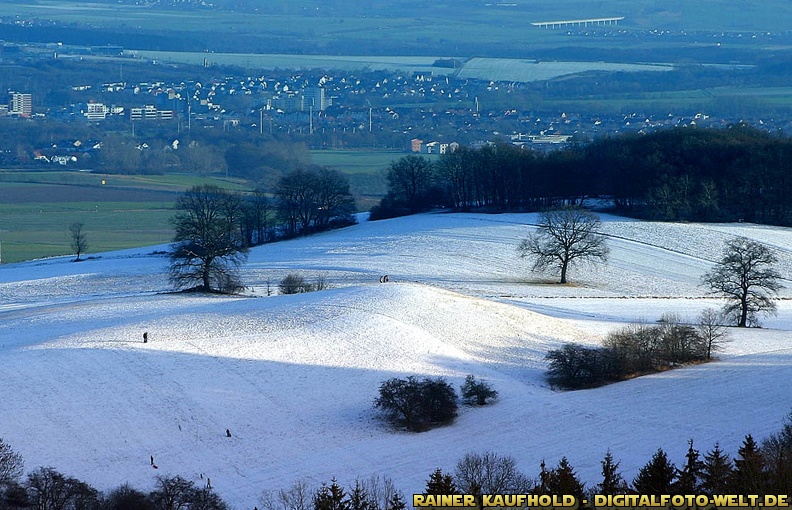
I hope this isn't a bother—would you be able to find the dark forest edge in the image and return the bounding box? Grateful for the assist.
[371,124,792,226]
[2,410,792,507]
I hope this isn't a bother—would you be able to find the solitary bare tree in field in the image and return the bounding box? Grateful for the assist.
[68,221,88,261]
[517,208,608,284]
[701,237,783,327]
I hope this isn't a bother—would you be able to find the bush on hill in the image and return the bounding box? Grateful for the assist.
[546,314,712,390]
[460,375,498,406]
[375,376,458,432]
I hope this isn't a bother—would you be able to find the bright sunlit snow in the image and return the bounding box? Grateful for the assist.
[1,212,791,508]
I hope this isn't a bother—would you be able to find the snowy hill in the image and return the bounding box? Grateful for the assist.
[1,212,791,508]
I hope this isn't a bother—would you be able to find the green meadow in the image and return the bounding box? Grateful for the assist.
[0,152,398,263]
[0,172,250,264]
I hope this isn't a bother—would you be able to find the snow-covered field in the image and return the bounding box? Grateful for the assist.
[1,212,791,507]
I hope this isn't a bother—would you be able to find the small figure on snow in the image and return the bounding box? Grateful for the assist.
[207,478,211,489]
[226,428,232,438]
[379,275,389,283]
[143,332,148,343]
[150,455,154,466]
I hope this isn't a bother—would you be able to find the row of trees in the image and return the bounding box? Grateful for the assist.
[546,311,728,390]
[423,423,792,498]
[372,125,792,226]
[275,167,356,237]
[3,411,792,508]
[261,477,407,510]
[0,462,227,510]
[168,167,355,293]
[261,414,792,509]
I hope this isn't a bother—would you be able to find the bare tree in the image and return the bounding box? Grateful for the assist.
[0,438,23,485]
[68,222,88,262]
[260,480,313,510]
[150,475,196,510]
[275,168,319,236]
[386,155,435,213]
[314,168,356,230]
[517,208,608,284]
[701,238,783,327]
[25,467,99,510]
[453,452,532,500]
[275,167,355,236]
[241,187,270,247]
[169,185,248,293]
[696,308,729,359]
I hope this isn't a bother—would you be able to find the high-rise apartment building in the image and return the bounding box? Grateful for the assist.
[9,92,32,116]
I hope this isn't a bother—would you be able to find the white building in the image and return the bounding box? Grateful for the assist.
[9,92,32,116]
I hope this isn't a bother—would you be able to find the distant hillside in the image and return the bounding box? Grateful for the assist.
[93,0,792,32]
[5,0,792,59]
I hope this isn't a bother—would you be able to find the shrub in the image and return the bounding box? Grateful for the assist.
[279,274,313,294]
[460,375,498,406]
[549,316,712,390]
[375,376,458,432]
[314,275,330,291]
[545,343,609,390]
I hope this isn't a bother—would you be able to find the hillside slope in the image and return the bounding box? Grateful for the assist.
[1,212,791,507]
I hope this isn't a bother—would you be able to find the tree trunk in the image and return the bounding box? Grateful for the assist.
[560,259,569,284]
[739,294,748,327]
[202,258,213,291]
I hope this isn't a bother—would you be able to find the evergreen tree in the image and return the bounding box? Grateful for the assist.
[385,493,406,510]
[425,469,456,495]
[632,449,676,495]
[535,460,550,495]
[760,414,792,494]
[314,479,349,510]
[673,440,704,494]
[701,443,734,495]
[542,457,585,500]
[347,480,374,510]
[596,450,629,495]
[732,435,765,495]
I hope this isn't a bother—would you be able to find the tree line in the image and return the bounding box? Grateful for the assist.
[372,125,792,226]
[545,310,728,391]
[168,167,355,293]
[4,410,791,509]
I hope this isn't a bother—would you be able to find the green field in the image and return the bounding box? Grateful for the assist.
[0,171,251,192]
[0,171,256,264]
[0,200,174,264]
[571,87,792,114]
[0,160,396,264]
[310,149,407,174]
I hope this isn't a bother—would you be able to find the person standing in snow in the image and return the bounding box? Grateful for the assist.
[143,332,148,343]
[150,455,154,466]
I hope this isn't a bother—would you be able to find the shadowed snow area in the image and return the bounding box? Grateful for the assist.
[1,212,791,507]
